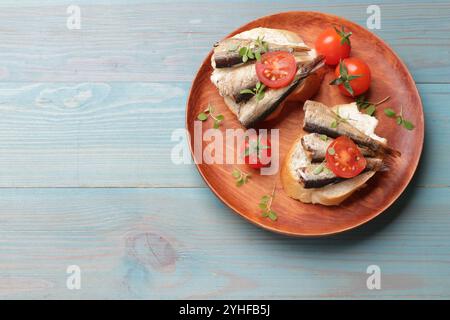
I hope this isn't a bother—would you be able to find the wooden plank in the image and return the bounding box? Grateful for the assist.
[0,0,447,300]
[0,1,447,82]
[0,186,449,299]
[0,82,445,187]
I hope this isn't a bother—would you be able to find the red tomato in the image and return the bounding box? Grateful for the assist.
[242,134,272,169]
[333,58,371,97]
[315,27,351,65]
[255,51,297,89]
[325,136,366,178]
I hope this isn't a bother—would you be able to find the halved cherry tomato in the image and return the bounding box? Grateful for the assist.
[332,58,371,97]
[255,51,297,89]
[325,136,366,178]
[242,133,271,169]
[315,27,352,66]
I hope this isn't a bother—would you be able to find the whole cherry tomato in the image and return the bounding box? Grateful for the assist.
[330,58,371,97]
[315,26,352,66]
[242,133,272,169]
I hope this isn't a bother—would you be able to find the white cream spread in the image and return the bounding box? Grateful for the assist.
[332,103,387,144]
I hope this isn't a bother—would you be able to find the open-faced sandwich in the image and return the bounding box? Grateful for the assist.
[210,27,325,128]
[281,100,400,206]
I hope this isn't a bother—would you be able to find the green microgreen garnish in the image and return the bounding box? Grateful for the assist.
[240,82,266,101]
[239,37,269,63]
[334,25,352,45]
[313,163,325,175]
[329,61,362,96]
[259,186,277,221]
[197,103,224,128]
[356,95,390,116]
[232,168,251,187]
[328,147,336,156]
[330,107,349,128]
[319,134,328,141]
[244,135,271,159]
[313,157,331,175]
[383,106,415,130]
[384,108,396,117]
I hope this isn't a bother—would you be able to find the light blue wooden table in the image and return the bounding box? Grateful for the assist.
[0,0,449,299]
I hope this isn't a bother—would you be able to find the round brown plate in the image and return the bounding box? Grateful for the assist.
[186,11,424,236]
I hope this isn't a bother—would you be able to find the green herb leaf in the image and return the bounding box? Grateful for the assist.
[240,89,255,95]
[402,119,415,130]
[232,168,250,187]
[383,107,415,131]
[255,50,262,61]
[256,90,265,101]
[198,104,224,128]
[239,47,248,57]
[268,210,278,221]
[384,108,396,117]
[328,147,336,156]
[237,38,268,64]
[313,164,324,175]
[365,104,376,116]
[243,82,266,101]
[197,112,208,121]
[259,189,277,222]
[260,195,270,204]
[355,95,378,115]
[330,120,338,128]
[319,134,328,141]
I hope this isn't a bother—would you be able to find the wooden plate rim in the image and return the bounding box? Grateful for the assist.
[185,11,425,237]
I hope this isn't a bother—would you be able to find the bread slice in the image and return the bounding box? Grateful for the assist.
[281,136,376,206]
[211,27,323,125]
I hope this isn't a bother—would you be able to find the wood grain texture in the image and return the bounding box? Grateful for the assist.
[0,0,448,299]
[0,83,445,188]
[0,1,447,82]
[1,187,450,299]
